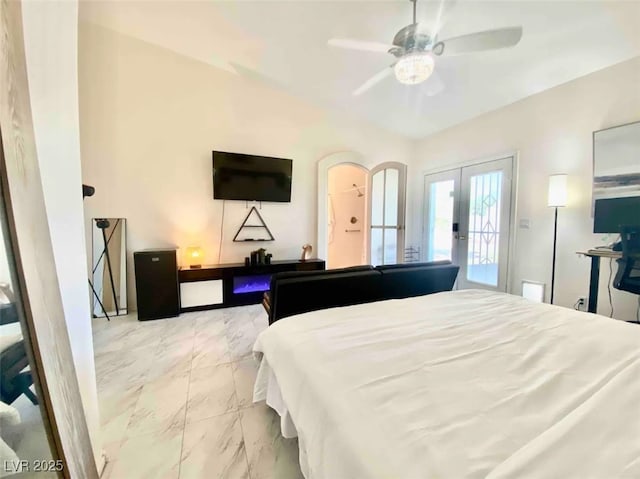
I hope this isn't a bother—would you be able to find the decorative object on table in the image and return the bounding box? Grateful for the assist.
[593,121,640,203]
[250,248,267,266]
[301,244,313,262]
[265,253,273,264]
[548,174,568,304]
[185,246,203,269]
[233,206,274,242]
[91,218,127,319]
[244,257,251,267]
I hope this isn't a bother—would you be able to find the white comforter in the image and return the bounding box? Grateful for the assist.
[253,290,640,479]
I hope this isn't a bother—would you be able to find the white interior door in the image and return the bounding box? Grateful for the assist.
[370,163,406,266]
[423,157,514,291]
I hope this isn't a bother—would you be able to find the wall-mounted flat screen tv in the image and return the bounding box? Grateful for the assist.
[212,151,292,202]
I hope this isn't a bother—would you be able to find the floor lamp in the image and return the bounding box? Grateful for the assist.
[548,174,568,304]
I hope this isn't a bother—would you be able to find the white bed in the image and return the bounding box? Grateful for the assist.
[253,289,640,478]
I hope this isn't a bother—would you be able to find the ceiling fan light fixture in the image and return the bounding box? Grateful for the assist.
[394,52,434,85]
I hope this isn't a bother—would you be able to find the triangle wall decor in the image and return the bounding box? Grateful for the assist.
[233,206,275,242]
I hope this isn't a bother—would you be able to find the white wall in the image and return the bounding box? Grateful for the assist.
[78,23,413,309]
[21,0,103,468]
[407,57,640,321]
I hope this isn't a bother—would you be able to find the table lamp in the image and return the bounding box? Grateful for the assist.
[548,174,568,304]
[186,246,203,269]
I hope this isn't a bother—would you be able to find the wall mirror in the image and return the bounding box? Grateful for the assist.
[91,218,127,318]
[0,172,57,474]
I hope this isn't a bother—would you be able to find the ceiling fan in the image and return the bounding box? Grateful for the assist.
[328,0,523,96]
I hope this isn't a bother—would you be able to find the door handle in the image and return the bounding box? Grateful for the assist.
[459,235,467,240]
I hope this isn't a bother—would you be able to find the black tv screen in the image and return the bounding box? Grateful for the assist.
[212,151,292,202]
[593,196,640,233]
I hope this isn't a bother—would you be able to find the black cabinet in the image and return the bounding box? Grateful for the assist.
[179,259,325,312]
[133,249,180,321]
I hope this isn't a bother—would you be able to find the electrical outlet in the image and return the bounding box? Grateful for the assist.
[575,296,587,311]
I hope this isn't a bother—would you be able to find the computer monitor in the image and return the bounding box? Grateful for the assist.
[593,196,640,233]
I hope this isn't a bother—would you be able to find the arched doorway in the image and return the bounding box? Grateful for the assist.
[327,163,368,269]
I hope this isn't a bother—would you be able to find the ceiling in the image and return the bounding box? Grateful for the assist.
[79,1,640,139]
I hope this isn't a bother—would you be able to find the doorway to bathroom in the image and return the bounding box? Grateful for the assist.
[327,164,368,269]
[318,152,407,269]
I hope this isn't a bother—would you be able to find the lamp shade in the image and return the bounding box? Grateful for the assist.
[186,246,203,268]
[547,174,568,207]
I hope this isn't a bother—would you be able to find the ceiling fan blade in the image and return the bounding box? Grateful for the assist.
[435,26,522,56]
[328,38,394,54]
[353,65,394,96]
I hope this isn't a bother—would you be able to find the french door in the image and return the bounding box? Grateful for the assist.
[370,163,406,266]
[423,157,513,291]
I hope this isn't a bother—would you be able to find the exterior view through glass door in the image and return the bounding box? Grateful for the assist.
[423,157,513,291]
[370,163,406,266]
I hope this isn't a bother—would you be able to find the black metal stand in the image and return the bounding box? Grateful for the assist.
[550,206,558,304]
[587,256,600,313]
[88,278,110,321]
[90,218,121,320]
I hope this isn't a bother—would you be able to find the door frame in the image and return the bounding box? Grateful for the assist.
[420,152,519,293]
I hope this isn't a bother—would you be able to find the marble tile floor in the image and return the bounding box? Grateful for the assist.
[92,305,303,479]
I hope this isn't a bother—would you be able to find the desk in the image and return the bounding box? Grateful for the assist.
[576,249,622,313]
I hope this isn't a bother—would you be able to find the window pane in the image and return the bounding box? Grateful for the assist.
[466,171,502,286]
[371,228,383,266]
[384,228,397,264]
[427,179,454,261]
[384,168,398,226]
[371,171,384,226]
